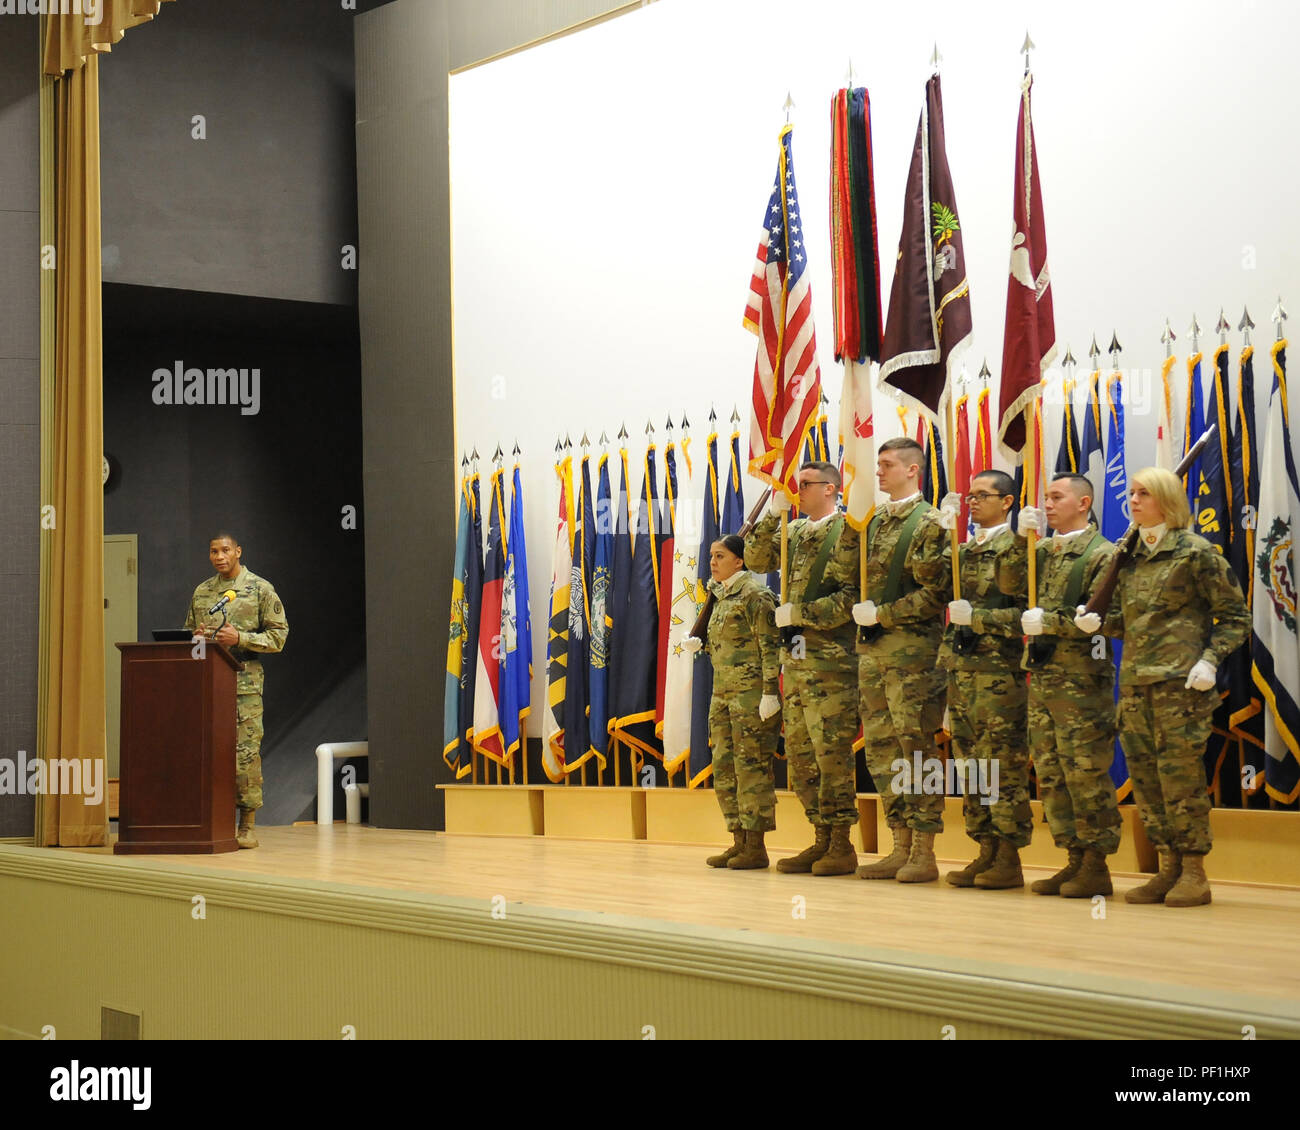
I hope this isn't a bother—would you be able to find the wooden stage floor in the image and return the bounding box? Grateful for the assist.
[76,824,1300,1008]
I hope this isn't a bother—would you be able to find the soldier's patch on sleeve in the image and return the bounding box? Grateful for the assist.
[274,600,282,614]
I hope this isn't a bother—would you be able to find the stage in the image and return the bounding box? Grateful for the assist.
[2,825,1298,1040]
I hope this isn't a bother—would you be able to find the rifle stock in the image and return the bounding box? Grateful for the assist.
[1081,423,1218,617]
[688,488,774,641]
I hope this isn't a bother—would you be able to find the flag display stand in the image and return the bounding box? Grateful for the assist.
[436,784,1298,880]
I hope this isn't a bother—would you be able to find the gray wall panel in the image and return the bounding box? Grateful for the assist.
[355,0,630,828]
[98,0,360,306]
[0,210,39,362]
[0,12,39,839]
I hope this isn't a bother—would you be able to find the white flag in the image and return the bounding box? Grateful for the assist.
[1250,349,1300,802]
[661,454,703,776]
[1156,355,1175,471]
[839,358,877,529]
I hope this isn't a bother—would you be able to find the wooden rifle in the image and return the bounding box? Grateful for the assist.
[687,488,773,641]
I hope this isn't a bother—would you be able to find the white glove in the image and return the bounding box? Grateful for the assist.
[938,491,962,527]
[1073,604,1101,634]
[1017,506,1046,538]
[682,635,703,654]
[759,694,781,721]
[1021,608,1045,636]
[774,602,797,628]
[948,599,973,626]
[769,491,793,516]
[1185,659,1217,692]
[852,600,878,627]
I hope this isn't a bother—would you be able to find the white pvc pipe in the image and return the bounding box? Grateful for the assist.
[314,741,370,825]
[344,784,361,824]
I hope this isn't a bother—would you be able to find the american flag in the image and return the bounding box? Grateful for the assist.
[744,126,821,500]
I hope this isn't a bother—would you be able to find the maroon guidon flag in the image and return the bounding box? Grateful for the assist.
[879,74,972,423]
[997,73,1056,459]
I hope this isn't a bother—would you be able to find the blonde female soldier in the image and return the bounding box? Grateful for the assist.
[683,535,782,870]
[1073,468,1249,906]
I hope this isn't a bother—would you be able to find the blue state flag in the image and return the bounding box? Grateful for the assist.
[563,455,596,772]
[1195,345,1233,556]
[612,446,662,767]
[1228,346,1265,798]
[588,454,614,770]
[1102,373,1131,799]
[1080,370,1105,527]
[605,449,634,770]
[1055,382,1080,474]
[1183,351,1206,509]
[501,465,532,770]
[689,431,722,786]
[1196,346,1235,792]
[722,431,745,533]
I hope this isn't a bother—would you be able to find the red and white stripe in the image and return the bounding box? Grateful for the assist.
[745,239,822,499]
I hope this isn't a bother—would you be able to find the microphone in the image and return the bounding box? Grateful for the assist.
[207,589,237,616]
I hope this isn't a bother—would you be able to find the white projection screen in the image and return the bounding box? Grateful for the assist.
[450,0,1300,734]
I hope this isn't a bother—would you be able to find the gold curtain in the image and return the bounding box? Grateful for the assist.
[44,0,176,75]
[38,2,175,847]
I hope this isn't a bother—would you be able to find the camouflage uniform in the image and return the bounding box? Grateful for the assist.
[1011,524,1122,854]
[940,525,1031,845]
[185,567,289,811]
[857,496,949,834]
[703,571,781,831]
[747,512,859,827]
[1102,528,1249,855]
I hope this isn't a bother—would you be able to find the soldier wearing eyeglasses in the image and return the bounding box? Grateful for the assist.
[936,470,1031,890]
[746,462,861,876]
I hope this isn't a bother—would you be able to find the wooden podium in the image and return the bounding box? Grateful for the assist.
[114,641,242,854]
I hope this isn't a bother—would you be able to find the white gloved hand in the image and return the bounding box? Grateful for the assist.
[1021,608,1045,636]
[932,506,957,531]
[682,635,703,654]
[774,602,797,628]
[852,600,878,627]
[769,491,793,516]
[1185,659,1217,691]
[948,599,973,626]
[1073,604,1102,634]
[759,694,781,721]
[1017,506,1046,538]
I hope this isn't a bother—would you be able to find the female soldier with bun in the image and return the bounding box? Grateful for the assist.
[683,534,782,870]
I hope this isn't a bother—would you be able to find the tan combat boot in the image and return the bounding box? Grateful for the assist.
[896,831,939,883]
[1164,853,1212,907]
[857,825,911,879]
[810,825,857,876]
[973,839,1023,889]
[707,828,745,868]
[727,829,770,870]
[1031,847,1085,895]
[945,837,997,888]
[1124,849,1181,904]
[1059,848,1113,898]
[236,808,259,849]
[777,825,831,873]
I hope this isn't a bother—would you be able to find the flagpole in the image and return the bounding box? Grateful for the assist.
[1025,404,1038,606]
[947,385,961,601]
